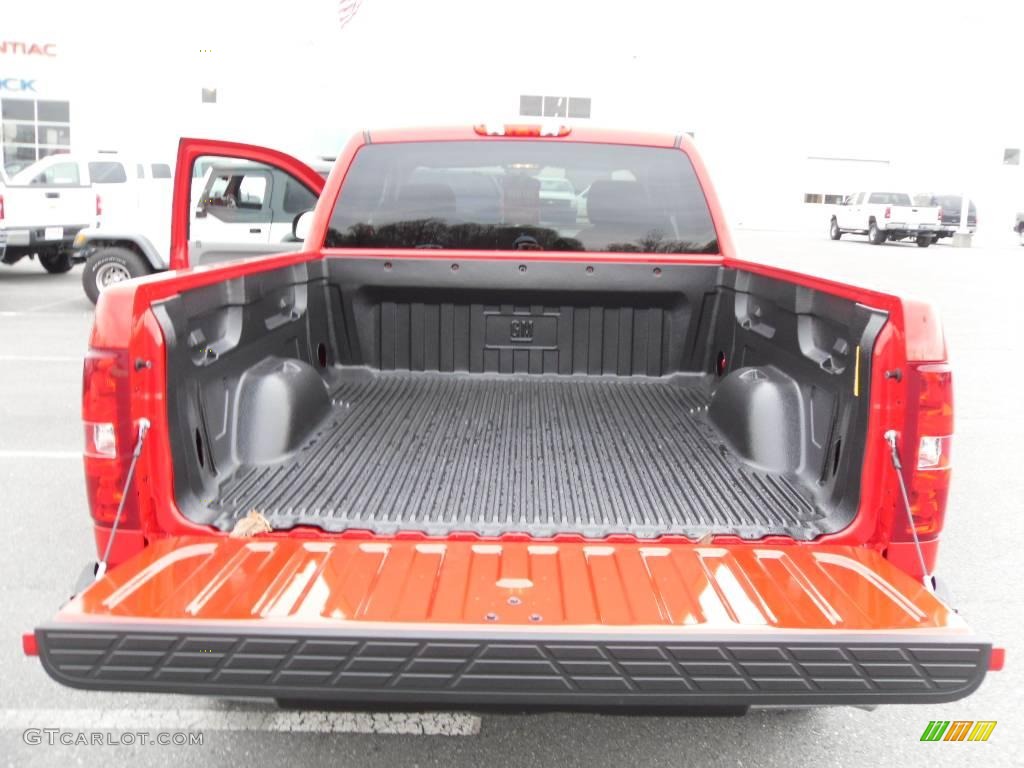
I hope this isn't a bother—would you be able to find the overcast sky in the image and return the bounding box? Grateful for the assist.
[9,0,1021,151]
[7,0,1024,229]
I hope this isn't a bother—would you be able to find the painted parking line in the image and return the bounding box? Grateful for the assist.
[0,450,80,460]
[24,297,91,312]
[0,311,92,318]
[0,708,481,736]
[0,356,81,362]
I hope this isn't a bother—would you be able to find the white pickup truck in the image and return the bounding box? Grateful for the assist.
[829,191,942,247]
[1,153,173,274]
[1,157,99,273]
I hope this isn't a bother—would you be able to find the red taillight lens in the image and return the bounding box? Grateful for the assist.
[95,193,102,217]
[0,193,5,221]
[937,207,943,222]
[893,363,953,541]
[884,206,891,219]
[82,349,139,528]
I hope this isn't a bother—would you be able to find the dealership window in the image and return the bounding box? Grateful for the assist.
[567,97,591,119]
[1004,148,1020,165]
[804,193,848,204]
[0,97,71,175]
[519,94,542,117]
[543,96,567,118]
[521,94,592,120]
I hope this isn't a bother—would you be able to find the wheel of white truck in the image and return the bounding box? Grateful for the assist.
[829,218,842,240]
[916,235,932,248]
[868,222,885,245]
[39,251,74,274]
[82,247,152,304]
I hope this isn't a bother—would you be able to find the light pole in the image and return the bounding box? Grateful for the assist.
[953,193,972,247]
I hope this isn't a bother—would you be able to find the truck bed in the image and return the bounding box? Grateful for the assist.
[208,369,824,539]
[159,258,883,544]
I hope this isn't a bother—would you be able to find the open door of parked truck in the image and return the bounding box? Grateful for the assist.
[169,138,325,270]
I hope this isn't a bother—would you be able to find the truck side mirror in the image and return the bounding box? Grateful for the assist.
[293,210,314,241]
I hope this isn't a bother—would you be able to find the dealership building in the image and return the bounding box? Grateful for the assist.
[4,1,1022,241]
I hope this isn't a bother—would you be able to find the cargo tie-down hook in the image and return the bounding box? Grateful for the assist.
[884,429,933,591]
[94,418,150,581]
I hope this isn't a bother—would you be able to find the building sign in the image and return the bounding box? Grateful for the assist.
[0,42,57,56]
[0,79,37,92]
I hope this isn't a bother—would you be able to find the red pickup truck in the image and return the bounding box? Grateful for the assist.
[25,126,1001,711]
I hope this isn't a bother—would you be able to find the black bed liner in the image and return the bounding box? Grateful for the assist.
[208,370,826,539]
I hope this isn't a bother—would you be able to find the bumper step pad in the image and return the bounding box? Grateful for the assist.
[38,627,990,707]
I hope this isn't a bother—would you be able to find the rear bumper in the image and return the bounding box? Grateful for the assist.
[881,223,940,233]
[36,623,992,708]
[1,224,89,252]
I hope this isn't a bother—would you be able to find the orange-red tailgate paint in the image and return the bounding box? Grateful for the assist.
[53,537,968,634]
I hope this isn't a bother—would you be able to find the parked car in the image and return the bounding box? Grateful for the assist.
[830,191,942,246]
[1014,212,1024,244]
[0,155,100,273]
[914,193,977,242]
[536,176,576,224]
[26,128,999,713]
[75,158,330,303]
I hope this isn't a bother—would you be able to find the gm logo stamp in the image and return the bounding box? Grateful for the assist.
[509,319,534,343]
[920,720,997,742]
[484,313,557,349]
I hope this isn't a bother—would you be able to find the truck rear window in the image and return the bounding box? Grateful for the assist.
[868,192,912,206]
[325,141,718,253]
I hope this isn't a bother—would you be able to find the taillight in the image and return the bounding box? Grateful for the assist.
[937,207,943,222]
[0,193,5,221]
[892,363,953,541]
[95,193,102,217]
[884,206,891,219]
[82,349,140,529]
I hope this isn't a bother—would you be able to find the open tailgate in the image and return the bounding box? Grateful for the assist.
[32,537,993,707]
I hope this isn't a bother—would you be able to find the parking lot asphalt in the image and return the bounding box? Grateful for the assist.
[1,232,1022,767]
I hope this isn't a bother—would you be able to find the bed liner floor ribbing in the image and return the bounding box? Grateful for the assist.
[208,371,827,539]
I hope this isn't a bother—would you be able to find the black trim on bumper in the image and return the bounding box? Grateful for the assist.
[2,225,88,253]
[36,624,991,708]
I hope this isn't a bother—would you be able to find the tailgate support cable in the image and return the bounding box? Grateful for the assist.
[95,418,150,581]
[884,429,932,590]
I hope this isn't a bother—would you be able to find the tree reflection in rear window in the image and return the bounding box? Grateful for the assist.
[325,141,719,253]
